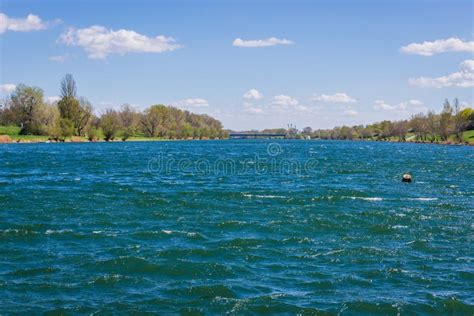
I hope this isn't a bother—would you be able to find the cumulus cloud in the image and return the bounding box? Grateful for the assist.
[243,88,263,100]
[343,109,359,116]
[233,37,293,48]
[312,92,356,103]
[172,98,209,108]
[270,95,311,113]
[49,54,71,63]
[58,25,182,59]
[0,12,59,33]
[373,100,395,111]
[408,59,474,88]
[400,37,474,56]
[0,83,16,94]
[373,99,427,114]
[244,107,264,114]
[271,95,299,107]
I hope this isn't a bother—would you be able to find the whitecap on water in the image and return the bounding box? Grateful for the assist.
[161,229,200,237]
[392,225,408,229]
[45,229,72,235]
[347,196,383,201]
[407,197,438,201]
[243,193,286,199]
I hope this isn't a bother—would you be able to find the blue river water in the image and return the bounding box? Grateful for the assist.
[0,140,473,314]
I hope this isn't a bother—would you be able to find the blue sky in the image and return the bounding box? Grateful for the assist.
[1,0,473,130]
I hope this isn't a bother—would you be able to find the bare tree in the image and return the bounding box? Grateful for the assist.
[452,98,465,142]
[439,99,453,141]
[426,110,439,142]
[60,74,77,99]
[119,104,138,140]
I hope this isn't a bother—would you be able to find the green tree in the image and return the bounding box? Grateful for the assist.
[49,118,74,141]
[100,109,120,141]
[140,105,164,137]
[10,84,48,135]
[452,98,465,142]
[57,74,92,136]
[460,107,474,130]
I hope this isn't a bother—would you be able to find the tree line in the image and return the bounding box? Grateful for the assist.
[299,99,473,143]
[0,74,227,141]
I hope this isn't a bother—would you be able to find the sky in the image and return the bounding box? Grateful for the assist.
[0,0,473,130]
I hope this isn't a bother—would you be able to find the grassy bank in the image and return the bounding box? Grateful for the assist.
[463,130,474,144]
[1,125,473,145]
[0,126,218,143]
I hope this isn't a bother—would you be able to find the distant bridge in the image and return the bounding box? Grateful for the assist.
[229,133,287,139]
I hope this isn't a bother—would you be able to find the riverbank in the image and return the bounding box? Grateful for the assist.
[1,134,473,146]
[0,135,223,144]
[1,126,473,145]
[0,126,225,143]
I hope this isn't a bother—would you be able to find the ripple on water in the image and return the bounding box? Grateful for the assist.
[0,140,472,313]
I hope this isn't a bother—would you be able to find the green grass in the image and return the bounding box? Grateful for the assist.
[0,125,48,142]
[0,125,21,135]
[463,130,474,144]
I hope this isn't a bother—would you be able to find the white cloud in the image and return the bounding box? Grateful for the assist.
[373,100,395,111]
[49,54,70,63]
[271,95,299,107]
[373,99,427,114]
[0,12,59,34]
[312,92,356,103]
[172,98,209,108]
[47,96,61,103]
[409,59,474,88]
[244,107,264,114]
[269,95,312,113]
[400,37,474,56]
[343,109,359,116]
[58,25,182,59]
[0,84,16,94]
[294,105,310,112]
[243,88,263,100]
[233,37,293,48]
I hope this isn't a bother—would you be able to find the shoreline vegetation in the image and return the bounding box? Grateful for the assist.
[0,74,473,145]
[304,98,474,146]
[0,74,228,144]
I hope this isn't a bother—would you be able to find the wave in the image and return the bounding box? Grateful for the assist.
[166,284,237,299]
[407,197,438,201]
[344,196,438,202]
[9,267,58,277]
[45,229,73,235]
[349,197,384,201]
[88,274,130,286]
[243,193,286,199]
[160,229,204,238]
[0,228,39,236]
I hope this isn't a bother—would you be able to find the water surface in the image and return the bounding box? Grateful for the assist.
[1,140,473,314]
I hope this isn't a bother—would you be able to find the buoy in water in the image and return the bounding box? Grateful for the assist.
[402,174,412,183]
